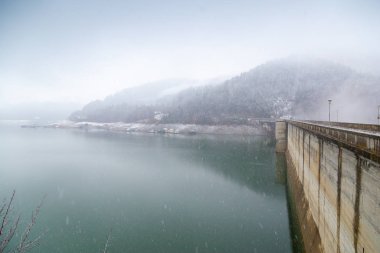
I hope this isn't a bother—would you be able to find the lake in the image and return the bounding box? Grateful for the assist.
[0,121,294,253]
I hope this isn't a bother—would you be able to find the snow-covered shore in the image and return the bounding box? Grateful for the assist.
[22,121,274,136]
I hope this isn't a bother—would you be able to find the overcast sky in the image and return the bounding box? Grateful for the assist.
[0,0,379,107]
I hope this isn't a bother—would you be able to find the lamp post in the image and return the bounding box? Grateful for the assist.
[328,99,332,122]
[378,105,380,125]
[336,110,339,122]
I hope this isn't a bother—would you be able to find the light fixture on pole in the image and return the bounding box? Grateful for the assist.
[328,99,332,122]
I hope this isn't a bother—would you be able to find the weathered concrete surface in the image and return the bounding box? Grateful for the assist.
[276,121,287,152]
[285,150,323,253]
[277,121,380,253]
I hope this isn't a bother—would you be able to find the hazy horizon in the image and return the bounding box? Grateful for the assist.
[1,0,380,111]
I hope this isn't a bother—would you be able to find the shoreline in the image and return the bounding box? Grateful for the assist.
[21,121,275,136]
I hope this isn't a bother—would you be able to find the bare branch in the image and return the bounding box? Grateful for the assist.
[0,191,46,253]
[0,190,16,237]
[102,228,112,253]
[15,195,46,253]
[0,215,20,252]
[0,201,7,218]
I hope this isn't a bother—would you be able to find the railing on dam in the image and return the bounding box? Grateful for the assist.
[304,120,380,132]
[287,120,380,163]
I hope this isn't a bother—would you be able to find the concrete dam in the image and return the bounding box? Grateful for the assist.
[276,120,380,253]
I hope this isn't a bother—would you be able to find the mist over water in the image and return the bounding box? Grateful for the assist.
[0,121,293,253]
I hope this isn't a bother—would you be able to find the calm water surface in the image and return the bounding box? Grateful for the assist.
[0,121,293,253]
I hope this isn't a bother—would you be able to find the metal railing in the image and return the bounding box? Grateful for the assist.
[287,120,380,163]
[304,120,380,132]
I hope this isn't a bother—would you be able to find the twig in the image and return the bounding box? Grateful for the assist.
[0,190,15,237]
[102,228,112,253]
[15,194,46,253]
[0,190,18,253]
[0,191,46,253]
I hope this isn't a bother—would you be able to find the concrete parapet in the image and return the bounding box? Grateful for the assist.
[289,121,380,163]
[304,120,380,132]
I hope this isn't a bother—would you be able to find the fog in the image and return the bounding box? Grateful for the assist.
[1,2,380,252]
[0,0,379,122]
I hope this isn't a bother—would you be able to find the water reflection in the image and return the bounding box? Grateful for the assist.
[0,123,293,253]
[275,153,287,184]
[77,131,282,197]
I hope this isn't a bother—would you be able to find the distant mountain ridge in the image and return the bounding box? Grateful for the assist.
[70,79,215,122]
[70,57,380,124]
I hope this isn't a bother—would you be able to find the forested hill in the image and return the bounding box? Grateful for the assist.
[69,79,210,122]
[70,57,380,124]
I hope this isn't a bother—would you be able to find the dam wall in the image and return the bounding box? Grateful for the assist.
[277,120,380,253]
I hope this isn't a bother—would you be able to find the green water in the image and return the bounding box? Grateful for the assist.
[0,121,293,253]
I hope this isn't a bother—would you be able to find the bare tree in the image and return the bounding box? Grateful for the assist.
[0,190,45,253]
[1,191,113,253]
